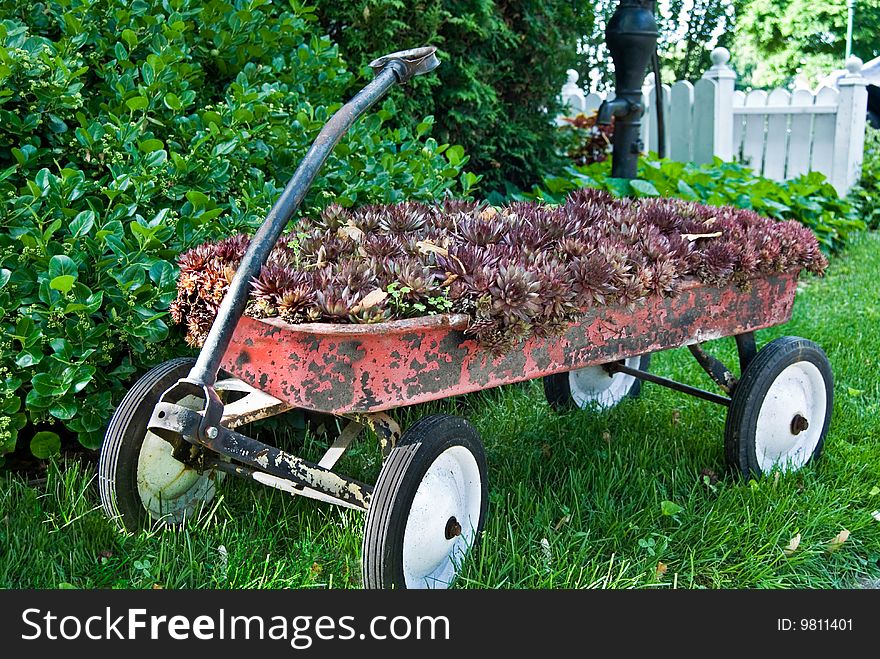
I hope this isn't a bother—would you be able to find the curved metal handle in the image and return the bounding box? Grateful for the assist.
[369,46,440,84]
[165,46,442,440]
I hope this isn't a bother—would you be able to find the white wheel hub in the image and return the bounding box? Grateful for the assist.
[136,394,220,523]
[401,445,482,589]
[754,361,827,473]
[569,356,641,409]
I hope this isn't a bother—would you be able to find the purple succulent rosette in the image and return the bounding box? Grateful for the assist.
[171,192,827,353]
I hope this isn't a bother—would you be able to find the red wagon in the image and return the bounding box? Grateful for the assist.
[97,48,833,589]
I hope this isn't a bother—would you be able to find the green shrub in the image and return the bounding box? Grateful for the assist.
[849,127,880,230]
[498,155,864,253]
[0,0,475,461]
[316,1,595,192]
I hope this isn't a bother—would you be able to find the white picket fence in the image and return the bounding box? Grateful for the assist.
[560,48,869,195]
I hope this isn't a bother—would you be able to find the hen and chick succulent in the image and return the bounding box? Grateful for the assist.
[171,192,827,352]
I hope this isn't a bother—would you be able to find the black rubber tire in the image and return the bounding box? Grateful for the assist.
[544,353,651,412]
[725,336,833,479]
[99,358,210,532]
[362,414,488,589]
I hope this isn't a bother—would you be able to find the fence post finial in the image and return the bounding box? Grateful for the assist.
[844,56,863,77]
[560,68,586,118]
[831,55,867,194]
[701,47,737,162]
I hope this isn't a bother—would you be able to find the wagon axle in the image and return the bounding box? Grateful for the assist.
[791,414,810,435]
[445,517,462,540]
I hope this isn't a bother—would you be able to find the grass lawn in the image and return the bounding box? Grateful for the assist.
[2,231,879,589]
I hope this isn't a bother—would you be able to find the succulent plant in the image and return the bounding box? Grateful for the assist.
[570,252,617,308]
[351,206,384,233]
[317,203,350,231]
[178,244,216,273]
[457,211,505,246]
[698,241,737,285]
[489,264,541,324]
[387,257,436,302]
[362,234,405,259]
[334,258,378,292]
[251,264,300,306]
[380,202,428,234]
[174,194,827,351]
[316,286,358,321]
[214,234,250,263]
[534,256,578,336]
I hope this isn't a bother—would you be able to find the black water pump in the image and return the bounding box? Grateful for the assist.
[598,0,660,179]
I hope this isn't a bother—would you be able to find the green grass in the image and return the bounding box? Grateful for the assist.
[2,233,880,589]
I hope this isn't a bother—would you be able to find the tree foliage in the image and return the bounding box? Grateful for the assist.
[316,1,596,192]
[0,0,473,460]
[660,0,735,81]
[735,0,880,87]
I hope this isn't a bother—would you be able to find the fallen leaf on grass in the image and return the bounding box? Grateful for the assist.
[700,468,718,486]
[869,486,880,497]
[554,515,570,531]
[671,410,681,426]
[602,431,611,444]
[540,537,552,565]
[655,561,668,578]
[660,500,683,517]
[151,583,164,589]
[827,529,850,553]
[783,533,801,556]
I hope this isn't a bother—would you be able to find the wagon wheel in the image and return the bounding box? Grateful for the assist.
[543,354,651,411]
[725,337,833,478]
[362,414,488,589]
[99,358,223,531]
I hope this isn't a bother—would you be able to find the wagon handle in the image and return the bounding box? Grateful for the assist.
[161,47,441,439]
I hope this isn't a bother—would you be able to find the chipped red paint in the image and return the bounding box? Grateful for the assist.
[220,273,798,414]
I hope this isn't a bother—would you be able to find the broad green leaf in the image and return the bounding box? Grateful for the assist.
[50,398,78,420]
[49,255,78,280]
[677,179,698,199]
[139,139,164,153]
[141,62,155,86]
[149,260,176,289]
[629,179,660,197]
[32,372,67,397]
[69,210,95,238]
[30,431,61,459]
[49,275,75,293]
[186,190,210,208]
[164,93,182,110]
[121,28,138,48]
[126,96,149,111]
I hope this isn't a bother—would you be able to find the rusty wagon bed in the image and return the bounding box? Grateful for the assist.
[221,274,797,414]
